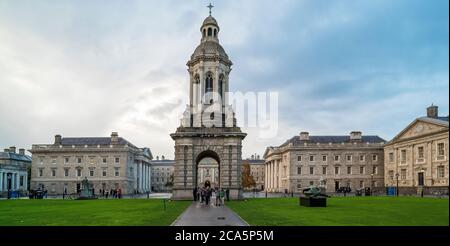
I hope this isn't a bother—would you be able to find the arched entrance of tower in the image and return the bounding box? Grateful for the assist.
[195,150,220,189]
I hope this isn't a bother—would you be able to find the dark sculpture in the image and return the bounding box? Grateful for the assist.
[299,185,329,207]
[77,177,97,200]
[302,186,329,198]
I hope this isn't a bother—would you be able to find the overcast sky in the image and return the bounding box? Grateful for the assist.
[0,0,448,159]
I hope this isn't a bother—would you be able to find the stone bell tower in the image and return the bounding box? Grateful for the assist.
[171,5,246,200]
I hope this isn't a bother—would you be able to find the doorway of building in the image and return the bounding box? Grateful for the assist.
[195,150,220,190]
[418,172,424,186]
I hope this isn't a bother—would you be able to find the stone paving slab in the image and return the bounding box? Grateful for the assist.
[171,202,249,226]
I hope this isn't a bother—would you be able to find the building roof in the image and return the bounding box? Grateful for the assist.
[202,16,218,28]
[244,159,265,165]
[281,135,386,147]
[0,152,32,162]
[191,41,229,61]
[60,137,137,148]
[417,116,449,126]
[387,115,449,144]
[151,159,175,166]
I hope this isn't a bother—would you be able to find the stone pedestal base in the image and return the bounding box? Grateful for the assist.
[299,196,327,207]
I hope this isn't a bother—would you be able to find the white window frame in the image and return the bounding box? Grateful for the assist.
[388,152,394,163]
[436,142,446,160]
[437,166,445,178]
[334,166,340,175]
[372,154,378,162]
[400,150,407,164]
[334,155,340,162]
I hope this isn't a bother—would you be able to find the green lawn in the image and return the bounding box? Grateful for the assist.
[0,199,190,226]
[227,197,449,226]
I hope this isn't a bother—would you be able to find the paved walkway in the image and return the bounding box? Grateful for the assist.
[171,202,249,226]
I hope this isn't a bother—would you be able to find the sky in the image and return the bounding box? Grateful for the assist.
[0,0,448,159]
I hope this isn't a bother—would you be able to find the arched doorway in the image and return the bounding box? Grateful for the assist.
[195,150,220,189]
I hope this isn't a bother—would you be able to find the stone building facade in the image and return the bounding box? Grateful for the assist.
[0,147,31,196]
[243,157,265,191]
[151,156,174,192]
[170,10,246,200]
[30,132,152,195]
[264,131,385,193]
[384,105,449,195]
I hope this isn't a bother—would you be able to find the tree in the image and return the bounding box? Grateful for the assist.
[242,162,256,189]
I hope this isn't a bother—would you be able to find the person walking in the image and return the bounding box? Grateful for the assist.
[215,188,220,206]
[193,187,197,201]
[225,188,230,201]
[219,188,225,206]
[205,187,211,205]
[201,187,205,203]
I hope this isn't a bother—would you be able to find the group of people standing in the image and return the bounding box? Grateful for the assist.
[193,186,229,206]
[98,188,122,199]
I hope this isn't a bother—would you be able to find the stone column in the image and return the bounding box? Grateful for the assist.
[24,173,28,191]
[17,173,20,190]
[146,164,149,191]
[138,162,142,192]
[277,161,280,191]
[264,163,267,191]
[267,163,270,191]
[0,172,3,192]
[145,162,148,191]
[272,162,275,192]
[142,162,145,192]
[142,164,146,191]
[10,173,14,190]
[269,162,272,191]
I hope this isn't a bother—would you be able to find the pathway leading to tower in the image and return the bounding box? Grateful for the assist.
[171,202,249,226]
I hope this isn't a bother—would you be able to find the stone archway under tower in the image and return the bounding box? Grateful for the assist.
[170,128,246,200]
[196,150,221,189]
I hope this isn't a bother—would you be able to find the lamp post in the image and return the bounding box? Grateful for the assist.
[395,173,399,197]
[370,174,374,196]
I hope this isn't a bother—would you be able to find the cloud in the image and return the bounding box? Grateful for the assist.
[0,0,448,159]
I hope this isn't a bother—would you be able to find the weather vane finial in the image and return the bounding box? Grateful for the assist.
[207,3,214,16]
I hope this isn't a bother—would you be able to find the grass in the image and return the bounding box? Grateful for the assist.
[0,199,190,226]
[227,196,449,226]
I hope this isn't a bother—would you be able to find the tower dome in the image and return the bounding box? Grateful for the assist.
[201,16,219,29]
[189,8,231,66]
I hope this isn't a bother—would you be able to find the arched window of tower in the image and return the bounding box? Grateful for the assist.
[214,29,217,37]
[203,29,206,37]
[208,27,212,37]
[205,73,213,93]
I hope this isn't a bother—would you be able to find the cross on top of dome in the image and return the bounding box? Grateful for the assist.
[207,3,214,16]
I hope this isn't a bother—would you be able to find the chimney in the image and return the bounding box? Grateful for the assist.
[300,132,310,141]
[19,148,25,155]
[427,105,438,118]
[55,135,62,145]
[350,131,362,141]
[9,146,16,153]
[3,148,9,153]
[251,155,255,160]
[162,155,165,160]
[111,132,119,144]
[156,156,160,161]
[257,155,260,160]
